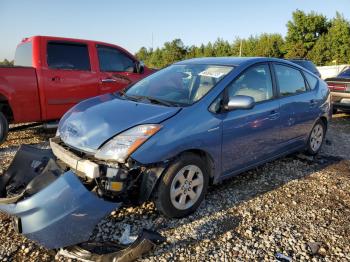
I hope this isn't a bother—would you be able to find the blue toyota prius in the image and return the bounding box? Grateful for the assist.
[53,57,330,217]
[0,57,331,249]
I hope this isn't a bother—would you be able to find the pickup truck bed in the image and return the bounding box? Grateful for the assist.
[0,67,41,123]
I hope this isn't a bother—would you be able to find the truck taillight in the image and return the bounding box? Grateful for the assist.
[327,82,347,91]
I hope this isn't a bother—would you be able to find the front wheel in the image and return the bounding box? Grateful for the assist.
[306,120,326,155]
[154,153,209,218]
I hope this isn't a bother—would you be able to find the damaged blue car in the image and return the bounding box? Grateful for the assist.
[0,57,330,251]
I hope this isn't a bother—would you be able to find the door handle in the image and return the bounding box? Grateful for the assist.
[101,78,117,83]
[310,99,317,107]
[51,76,61,82]
[269,110,280,120]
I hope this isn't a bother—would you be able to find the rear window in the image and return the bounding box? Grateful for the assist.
[304,72,318,90]
[275,64,306,96]
[290,60,317,73]
[47,42,90,70]
[338,68,350,78]
[14,42,33,67]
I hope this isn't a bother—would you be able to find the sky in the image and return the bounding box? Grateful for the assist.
[0,0,350,60]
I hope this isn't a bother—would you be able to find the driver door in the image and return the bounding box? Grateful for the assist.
[96,45,141,95]
[221,63,281,176]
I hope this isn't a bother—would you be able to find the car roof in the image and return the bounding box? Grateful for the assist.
[175,57,296,67]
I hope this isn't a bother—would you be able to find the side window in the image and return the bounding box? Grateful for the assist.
[47,42,90,70]
[97,45,134,72]
[14,42,33,67]
[275,64,306,96]
[304,72,318,90]
[227,64,273,103]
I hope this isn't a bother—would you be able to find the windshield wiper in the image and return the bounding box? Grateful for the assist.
[142,96,174,107]
[130,95,175,107]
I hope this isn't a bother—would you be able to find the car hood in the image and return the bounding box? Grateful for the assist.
[58,94,181,152]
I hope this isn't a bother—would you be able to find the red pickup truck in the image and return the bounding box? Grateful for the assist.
[0,36,153,143]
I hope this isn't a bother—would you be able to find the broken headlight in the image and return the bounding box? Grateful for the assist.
[95,124,161,163]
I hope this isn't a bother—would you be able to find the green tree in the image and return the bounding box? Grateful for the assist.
[162,39,187,66]
[285,10,329,58]
[308,35,330,66]
[135,47,150,62]
[212,38,232,56]
[0,59,14,67]
[327,12,350,64]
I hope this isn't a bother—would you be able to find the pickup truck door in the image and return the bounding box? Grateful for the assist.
[96,45,144,94]
[42,41,99,120]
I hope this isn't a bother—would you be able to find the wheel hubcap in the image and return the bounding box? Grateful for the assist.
[170,165,204,210]
[310,124,324,152]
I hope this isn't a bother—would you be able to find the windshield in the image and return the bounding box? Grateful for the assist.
[124,64,233,106]
[338,68,350,78]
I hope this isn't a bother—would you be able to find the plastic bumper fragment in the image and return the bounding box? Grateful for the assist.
[0,145,120,249]
[0,171,120,249]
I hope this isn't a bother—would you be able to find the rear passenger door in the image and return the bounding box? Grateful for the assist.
[42,41,99,120]
[96,45,141,94]
[273,63,318,148]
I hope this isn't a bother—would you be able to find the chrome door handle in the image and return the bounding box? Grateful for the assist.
[101,78,117,83]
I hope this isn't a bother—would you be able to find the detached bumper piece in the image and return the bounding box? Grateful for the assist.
[0,145,165,261]
[59,229,166,262]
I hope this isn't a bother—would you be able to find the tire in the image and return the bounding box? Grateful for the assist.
[0,112,9,144]
[305,120,326,155]
[154,153,209,218]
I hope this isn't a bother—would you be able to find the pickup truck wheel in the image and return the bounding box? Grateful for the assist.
[0,112,9,144]
[154,153,209,218]
[306,120,326,155]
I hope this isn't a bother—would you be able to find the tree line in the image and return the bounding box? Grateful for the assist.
[0,59,14,67]
[136,10,350,68]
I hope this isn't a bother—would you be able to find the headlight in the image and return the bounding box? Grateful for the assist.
[95,124,162,162]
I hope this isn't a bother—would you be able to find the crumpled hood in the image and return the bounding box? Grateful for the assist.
[58,94,181,152]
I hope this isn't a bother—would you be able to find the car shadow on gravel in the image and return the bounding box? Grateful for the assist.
[145,153,344,256]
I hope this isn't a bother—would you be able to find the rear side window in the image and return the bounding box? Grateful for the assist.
[14,42,33,67]
[275,64,306,96]
[97,45,134,72]
[47,42,90,70]
[304,72,318,90]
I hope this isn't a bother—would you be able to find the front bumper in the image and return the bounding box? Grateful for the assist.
[0,146,120,249]
[50,137,100,179]
[0,145,166,260]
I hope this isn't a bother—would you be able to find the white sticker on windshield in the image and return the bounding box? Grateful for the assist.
[199,66,231,78]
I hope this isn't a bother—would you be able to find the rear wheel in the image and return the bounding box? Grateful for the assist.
[0,112,9,144]
[306,120,326,155]
[154,153,209,218]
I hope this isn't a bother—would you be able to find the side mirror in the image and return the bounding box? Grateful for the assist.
[135,61,145,74]
[224,95,255,111]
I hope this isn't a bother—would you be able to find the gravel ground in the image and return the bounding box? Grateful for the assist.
[0,114,349,261]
